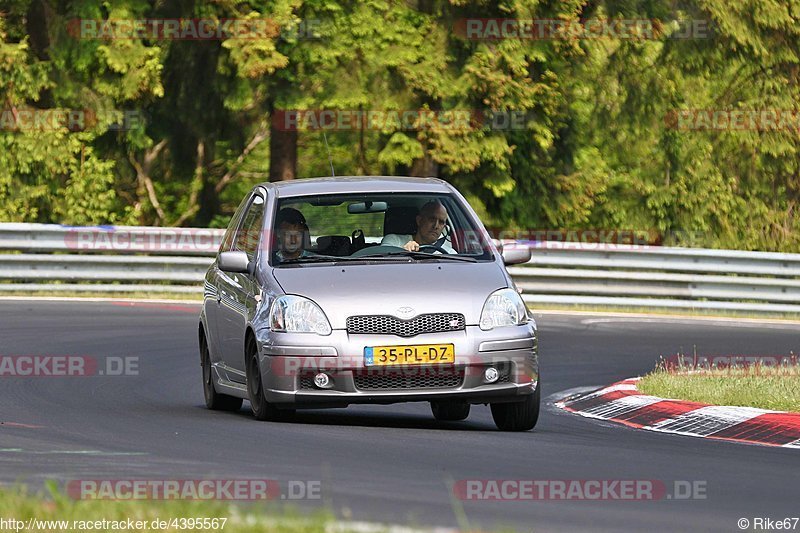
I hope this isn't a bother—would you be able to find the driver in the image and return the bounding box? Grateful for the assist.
[381,200,455,253]
[275,207,314,261]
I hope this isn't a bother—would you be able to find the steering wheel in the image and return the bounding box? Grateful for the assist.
[418,244,449,254]
[350,244,406,257]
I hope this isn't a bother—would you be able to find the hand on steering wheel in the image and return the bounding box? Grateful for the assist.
[418,244,449,254]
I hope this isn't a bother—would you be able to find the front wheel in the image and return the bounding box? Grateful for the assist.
[245,337,293,421]
[431,401,471,421]
[490,383,540,431]
[201,333,243,412]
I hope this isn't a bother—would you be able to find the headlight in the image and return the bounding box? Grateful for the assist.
[479,288,528,330]
[269,295,332,335]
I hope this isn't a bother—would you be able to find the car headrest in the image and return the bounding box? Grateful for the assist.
[384,206,418,235]
[316,235,351,255]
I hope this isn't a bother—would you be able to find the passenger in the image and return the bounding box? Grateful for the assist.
[275,207,313,261]
[381,200,455,253]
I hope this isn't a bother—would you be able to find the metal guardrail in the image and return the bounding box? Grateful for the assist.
[1,223,799,313]
[0,224,220,294]
[0,223,224,255]
[511,245,800,313]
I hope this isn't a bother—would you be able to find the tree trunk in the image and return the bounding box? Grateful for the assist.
[269,121,297,181]
[26,0,55,108]
[197,179,220,226]
[410,154,438,177]
[130,140,168,225]
[26,1,50,61]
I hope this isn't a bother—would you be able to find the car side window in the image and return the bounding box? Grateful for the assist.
[234,194,265,260]
[219,223,237,253]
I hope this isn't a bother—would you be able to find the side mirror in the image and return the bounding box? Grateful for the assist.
[500,240,531,265]
[218,251,251,273]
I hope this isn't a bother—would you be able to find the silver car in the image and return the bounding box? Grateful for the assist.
[198,177,539,431]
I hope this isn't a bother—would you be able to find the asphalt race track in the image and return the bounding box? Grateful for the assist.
[1,300,798,532]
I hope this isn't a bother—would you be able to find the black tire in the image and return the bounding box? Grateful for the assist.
[201,332,243,412]
[430,401,471,421]
[490,383,540,431]
[245,336,293,421]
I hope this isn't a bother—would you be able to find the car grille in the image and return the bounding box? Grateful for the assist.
[353,369,464,390]
[346,313,465,337]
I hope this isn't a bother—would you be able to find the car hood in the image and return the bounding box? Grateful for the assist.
[271,262,508,329]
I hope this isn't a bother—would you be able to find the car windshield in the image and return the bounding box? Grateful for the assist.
[269,193,494,266]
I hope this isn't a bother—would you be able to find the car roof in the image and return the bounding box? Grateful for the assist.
[259,176,453,197]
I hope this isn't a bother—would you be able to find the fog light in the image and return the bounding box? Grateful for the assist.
[314,373,331,389]
[484,367,499,384]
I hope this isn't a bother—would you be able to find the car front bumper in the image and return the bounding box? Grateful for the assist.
[256,323,538,408]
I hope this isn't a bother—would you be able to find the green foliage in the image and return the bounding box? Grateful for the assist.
[1,0,799,251]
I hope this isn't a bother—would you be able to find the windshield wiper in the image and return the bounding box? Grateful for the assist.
[277,255,409,265]
[276,255,342,264]
[277,252,478,264]
[381,251,478,262]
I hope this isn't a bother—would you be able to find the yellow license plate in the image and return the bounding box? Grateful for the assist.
[364,344,455,366]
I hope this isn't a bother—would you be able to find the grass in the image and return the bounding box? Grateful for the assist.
[0,482,337,533]
[638,363,800,412]
[529,303,800,321]
[0,290,202,302]
[3,292,800,322]
[0,483,476,533]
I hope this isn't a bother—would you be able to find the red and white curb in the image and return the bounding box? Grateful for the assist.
[555,378,800,449]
